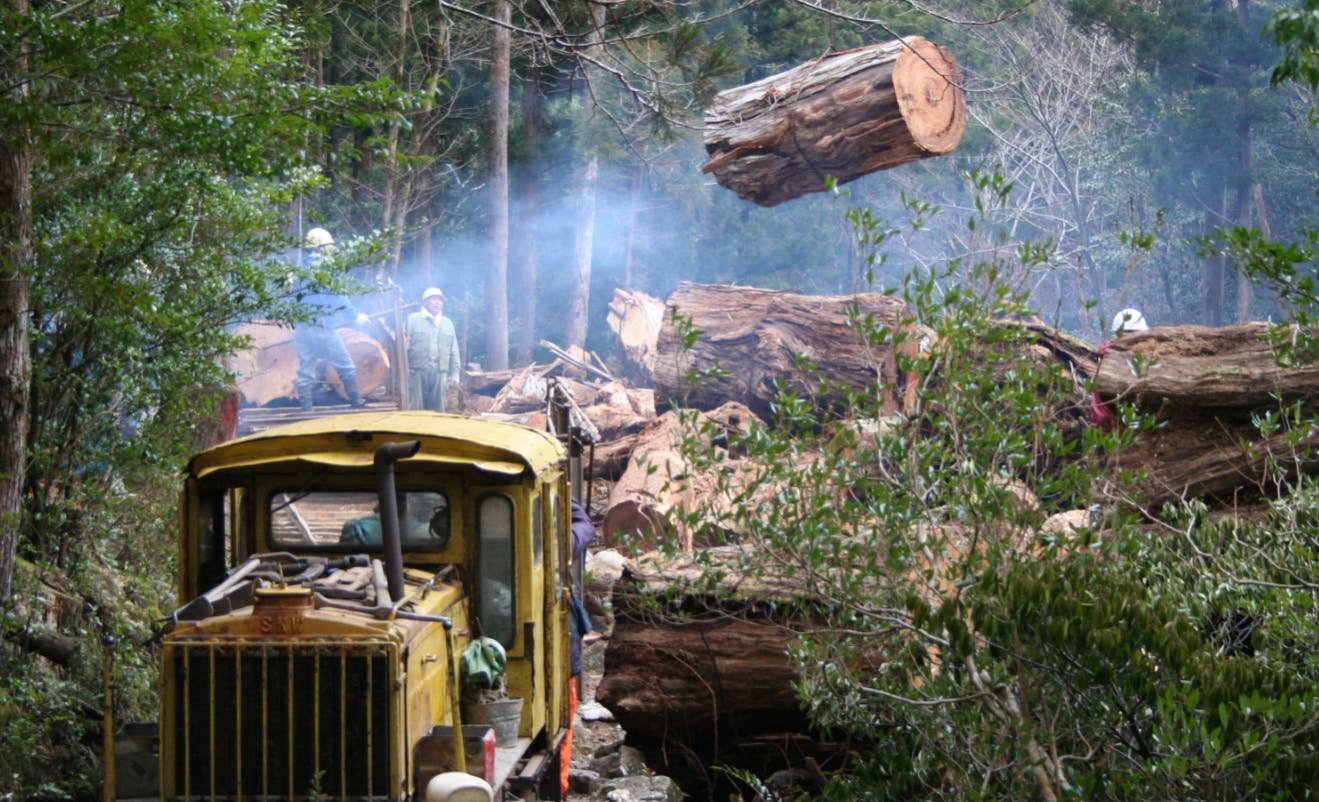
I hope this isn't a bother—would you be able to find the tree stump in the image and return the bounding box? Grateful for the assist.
[702,37,965,207]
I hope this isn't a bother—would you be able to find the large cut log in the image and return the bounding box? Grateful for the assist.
[227,322,389,406]
[602,403,761,553]
[463,367,518,396]
[1106,416,1319,510]
[1091,323,1319,509]
[580,381,655,442]
[702,37,965,207]
[606,288,665,385]
[653,283,918,421]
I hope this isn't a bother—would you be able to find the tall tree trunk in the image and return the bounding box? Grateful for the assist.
[486,0,511,371]
[0,0,32,602]
[1233,100,1255,323]
[568,154,597,351]
[567,0,606,353]
[622,165,642,290]
[381,0,410,266]
[513,69,543,366]
[1202,204,1225,327]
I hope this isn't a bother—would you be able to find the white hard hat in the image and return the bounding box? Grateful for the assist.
[304,227,335,251]
[1111,308,1148,334]
[422,287,445,301]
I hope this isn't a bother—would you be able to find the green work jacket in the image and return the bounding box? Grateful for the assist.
[405,311,460,375]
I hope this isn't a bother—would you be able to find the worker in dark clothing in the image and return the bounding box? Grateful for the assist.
[562,498,597,796]
[293,227,370,411]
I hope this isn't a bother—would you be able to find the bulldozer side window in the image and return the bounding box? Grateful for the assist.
[476,494,515,648]
[551,493,563,599]
[196,490,229,592]
[532,495,542,567]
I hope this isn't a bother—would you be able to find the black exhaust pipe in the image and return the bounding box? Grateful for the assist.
[375,440,421,603]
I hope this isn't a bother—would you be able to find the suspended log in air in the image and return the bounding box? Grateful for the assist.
[702,36,965,207]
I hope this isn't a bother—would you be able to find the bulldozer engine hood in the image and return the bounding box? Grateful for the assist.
[165,560,466,647]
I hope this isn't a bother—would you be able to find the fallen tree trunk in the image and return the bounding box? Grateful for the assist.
[702,37,965,207]
[596,556,850,798]
[653,283,918,421]
[606,288,665,385]
[1095,323,1319,410]
[1,621,78,666]
[1092,323,1319,509]
[1105,416,1319,510]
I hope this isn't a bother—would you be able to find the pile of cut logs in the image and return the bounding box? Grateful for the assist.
[563,289,1311,797]
[229,280,1313,798]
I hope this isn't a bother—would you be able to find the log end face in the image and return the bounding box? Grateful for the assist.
[893,37,966,155]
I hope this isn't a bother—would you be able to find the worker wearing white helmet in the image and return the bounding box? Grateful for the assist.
[304,227,336,252]
[405,287,461,412]
[1091,307,1150,432]
[1110,307,1149,335]
[291,226,370,411]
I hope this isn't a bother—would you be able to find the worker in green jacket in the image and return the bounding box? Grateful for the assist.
[405,287,461,412]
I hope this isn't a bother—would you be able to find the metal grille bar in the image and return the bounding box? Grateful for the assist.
[166,640,394,800]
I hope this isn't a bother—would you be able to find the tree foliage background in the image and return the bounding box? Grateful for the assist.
[1,0,1318,798]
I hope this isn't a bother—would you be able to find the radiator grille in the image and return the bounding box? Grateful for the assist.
[166,640,396,800]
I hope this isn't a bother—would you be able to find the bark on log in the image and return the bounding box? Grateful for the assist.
[1095,323,1319,410]
[1,622,78,666]
[702,37,965,207]
[228,322,389,406]
[653,283,918,421]
[596,555,853,798]
[1105,415,1319,510]
[589,433,642,483]
[463,367,518,396]
[1092,323,1319,509]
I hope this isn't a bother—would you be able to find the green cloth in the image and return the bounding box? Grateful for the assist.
[461,637,507,691]
[340,515,382,546]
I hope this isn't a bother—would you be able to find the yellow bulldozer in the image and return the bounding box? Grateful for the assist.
[107,407,587,802]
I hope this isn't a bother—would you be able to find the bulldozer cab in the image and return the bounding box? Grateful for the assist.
[113,411,575,801]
